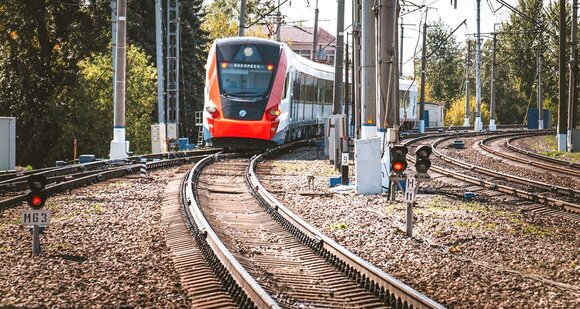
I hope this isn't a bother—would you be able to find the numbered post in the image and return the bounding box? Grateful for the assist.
[341,152,349,185]
[405,175,417,237]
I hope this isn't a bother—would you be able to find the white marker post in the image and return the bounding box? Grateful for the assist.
[404,175,417,237]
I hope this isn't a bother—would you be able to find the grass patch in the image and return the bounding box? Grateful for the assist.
[331,222,348,230]
[510,218,553,237]
[0,245,8,253]
[45,241,73,252]
[455,220,497,232]
[9,218,21,225]
[88,204,106,215]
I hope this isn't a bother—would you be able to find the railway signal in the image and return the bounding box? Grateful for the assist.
[27,175,47,209]
[414,145,432,178]
[390,146,408,176]
[22,175,51,256]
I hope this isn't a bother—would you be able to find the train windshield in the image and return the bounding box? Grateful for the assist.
[216,43,280,98]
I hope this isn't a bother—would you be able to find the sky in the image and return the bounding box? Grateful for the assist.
[279,0,519,76]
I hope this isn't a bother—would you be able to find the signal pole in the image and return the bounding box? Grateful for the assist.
[109,0,129,160]
[489,33,497,131]
[332,0,345,115]
[464,40,471,127]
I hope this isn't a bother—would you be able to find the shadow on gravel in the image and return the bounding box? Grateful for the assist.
[53,254,86,262]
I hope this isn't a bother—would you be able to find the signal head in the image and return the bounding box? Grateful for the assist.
[390,145,409,176]
[27,191,47,209]
[27,175,47,191]
[414,145,432,175]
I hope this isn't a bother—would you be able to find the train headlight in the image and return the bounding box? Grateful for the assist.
[206,105,220,118]
[266,106,281,121]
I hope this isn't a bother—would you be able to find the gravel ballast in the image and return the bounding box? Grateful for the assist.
[258,147,580,308]
[0,168,191,307]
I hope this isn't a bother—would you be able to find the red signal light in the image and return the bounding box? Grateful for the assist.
[392,161,405,172]
[266,64,274,71]
[31,195,43,207]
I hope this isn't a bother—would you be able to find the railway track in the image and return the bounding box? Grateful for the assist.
[403,132,580,220]
[0,149,218,210]
[479,133,580,178]
[179,145,444,308]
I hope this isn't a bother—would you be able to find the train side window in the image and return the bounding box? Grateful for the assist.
[283,73,290,99]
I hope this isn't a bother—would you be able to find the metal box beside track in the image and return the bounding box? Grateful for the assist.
[0,117,16,171]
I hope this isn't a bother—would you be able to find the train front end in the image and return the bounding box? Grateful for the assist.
[203,38,286,149]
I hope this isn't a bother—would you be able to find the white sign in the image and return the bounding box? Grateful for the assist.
[404,175,417,203]
[341,152,349,166]
[21,209,51,226]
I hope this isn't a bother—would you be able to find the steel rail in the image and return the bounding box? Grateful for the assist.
[183,154,279,309]
[0,148,220,184]
[0,154,208,210]
[402,136,580,214]
[506,135,580,169]
[479,134,580,178]
[247,142,445,309]
[429,136,580,199]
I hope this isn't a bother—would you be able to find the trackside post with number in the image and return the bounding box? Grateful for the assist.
[22,175,51,256]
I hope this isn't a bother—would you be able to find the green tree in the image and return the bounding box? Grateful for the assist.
[62,45,157,158]
[416,19,464,110]
[445,95,490,126]
[496,0,554,124]
[202,0,274,41]
[0,0,110,167]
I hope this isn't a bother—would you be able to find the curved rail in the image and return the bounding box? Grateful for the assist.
[479,134,579,178]
[183,154,279,309]
[402,135,580,214]
[247,142,445,309]
[506,135,580,169]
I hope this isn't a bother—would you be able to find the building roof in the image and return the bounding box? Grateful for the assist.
[278,26,335,46]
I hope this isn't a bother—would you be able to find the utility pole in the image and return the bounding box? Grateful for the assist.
[377,0,398,131]
[111,0,117,110]
[311,0,319,61]
[345,35,350,137]
[489,33,497,131]
[333,0,345,115]
[353,0,361,139]
[474,0,482,131]
[109,0,128,159]
[400,18,404,78]
[166,0,180,140]
[238,0,246,37]
[568,0,579,151]
[276,0,282,42]
[360,0,376,138]
[464,40,471,127]
[155,0,164,125]
[538,50,544,129]
[558,0,567,151]
[419,16,427,133]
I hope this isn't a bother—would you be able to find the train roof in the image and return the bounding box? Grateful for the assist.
[214,37,282,48]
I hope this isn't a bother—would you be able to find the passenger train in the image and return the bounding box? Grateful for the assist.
[202,37,418,148]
